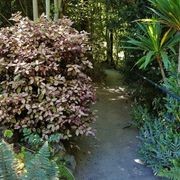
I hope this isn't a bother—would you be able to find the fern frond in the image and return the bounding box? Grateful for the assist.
[22,142,59,180]
[0,140,18,180]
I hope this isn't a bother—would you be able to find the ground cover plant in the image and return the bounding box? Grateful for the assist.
[0,13,95,140]
[131,75,180,180]
[139,116,180,173]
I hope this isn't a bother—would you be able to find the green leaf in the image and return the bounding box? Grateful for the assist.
[136,56,146,68]
[160,28,171,47]
[3,130,13,138]
[144,51,155,68]
[161,51,170,69]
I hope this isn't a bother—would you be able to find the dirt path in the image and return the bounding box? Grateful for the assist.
[74,69,162,180]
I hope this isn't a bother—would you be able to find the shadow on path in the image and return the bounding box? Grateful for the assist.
[74,69,162,180]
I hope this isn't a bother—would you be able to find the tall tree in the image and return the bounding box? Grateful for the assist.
[105,0,113,65]
[32,0,38,21]
[46,0,51,20]
[54,0,59,21]
[54,0,63,20]
[59,0,63,18]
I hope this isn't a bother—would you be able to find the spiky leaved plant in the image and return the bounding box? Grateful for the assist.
[148,0,180,78]
[126,21,179,81]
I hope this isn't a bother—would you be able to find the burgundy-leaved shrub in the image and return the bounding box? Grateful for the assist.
[0,13,95,139]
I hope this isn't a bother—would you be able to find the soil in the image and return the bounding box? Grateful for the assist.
[74,69,163,180]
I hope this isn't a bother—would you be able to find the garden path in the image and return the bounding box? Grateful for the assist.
[74,69,162,180]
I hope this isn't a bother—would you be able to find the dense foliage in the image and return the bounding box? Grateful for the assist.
[126,21,179,81]
[0,140,74,179]
[132,74,180,179]
[0,13,95,140]
[127,1,180,180]
[0,0,150,73]
[139,118,180,173]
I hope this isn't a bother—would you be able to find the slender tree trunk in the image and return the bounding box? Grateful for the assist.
[106,28,110,62]
[58,0,63,18]
[32,0,38,21]
[105,1,114,66]
[54,0,59,21]
[46,0,51,20]
[157,56,166,82]
[106,28,114,65]
[109,29,113,65]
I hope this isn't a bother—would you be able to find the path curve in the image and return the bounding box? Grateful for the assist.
[74,69,162,180]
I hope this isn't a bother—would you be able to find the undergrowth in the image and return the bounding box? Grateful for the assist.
[131,75,180,180]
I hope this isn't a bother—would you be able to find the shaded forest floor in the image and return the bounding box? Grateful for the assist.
[74,69,162,180]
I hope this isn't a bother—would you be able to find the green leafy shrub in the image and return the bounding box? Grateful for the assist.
[133,75,180,179]
[0,13,95,139]
[21,121,76,174]
[131,103,151,127]
[139,119,180,174]
[163,74,180,125]
[22,128,44,148]
[22,128,64,152]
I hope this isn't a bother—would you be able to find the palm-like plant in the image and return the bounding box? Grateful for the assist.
[148,0,180,75]
[126,21,178,81]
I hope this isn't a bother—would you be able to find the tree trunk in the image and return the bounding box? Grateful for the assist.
[106,27,114,66]
[58,0,63,18]
[109,29,113,65]
[54,0,58,21]
[157,56,166,82]
[105,0,114,66]
[46,0,51,20]
[32,0,38,21]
